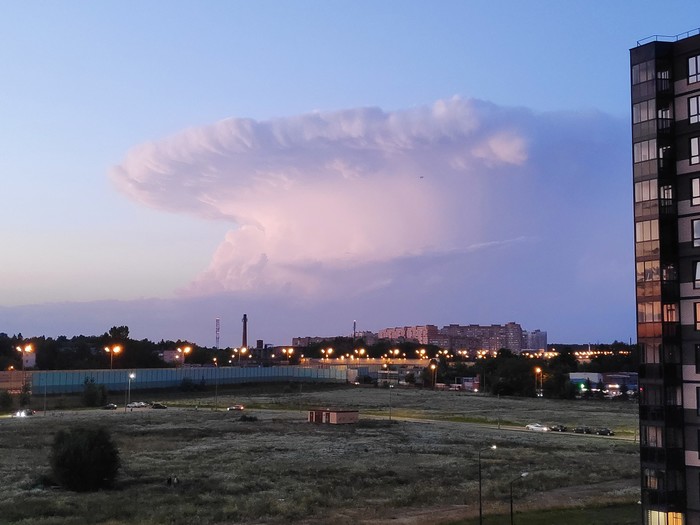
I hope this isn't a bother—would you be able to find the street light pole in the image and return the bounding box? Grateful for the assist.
[509,472,529,525]
[534,367,542,397]
[213,357,219,410]
[124,372,135,413]
[16,344,33,392]
[478,444,497,525]
[105,345,121,369]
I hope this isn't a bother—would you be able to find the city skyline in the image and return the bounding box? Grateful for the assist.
[1,2,697,346]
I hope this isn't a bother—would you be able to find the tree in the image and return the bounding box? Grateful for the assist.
[82,378,106,407]
[50,426,120,491]
[19,381,31,407]
[108,326,129,340]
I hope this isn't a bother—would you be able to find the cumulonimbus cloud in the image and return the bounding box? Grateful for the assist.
[109,97,614,298]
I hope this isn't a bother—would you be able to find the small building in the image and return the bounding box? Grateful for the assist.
[308,408,359,425]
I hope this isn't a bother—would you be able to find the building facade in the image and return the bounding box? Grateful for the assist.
[378,322,542,354]
[632,30,700,525]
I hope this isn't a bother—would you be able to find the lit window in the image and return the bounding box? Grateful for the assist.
[693,179,700,205]
[691,96,700,124]
[636,261,660,282]
[691,55,700,83]
[635,219,659,242]
[694,219,700,246]
[664,303,678,323]
[692,137,700,165]
[696,302,700,330]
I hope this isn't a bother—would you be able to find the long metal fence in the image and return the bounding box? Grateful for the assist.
[0,365,354,395]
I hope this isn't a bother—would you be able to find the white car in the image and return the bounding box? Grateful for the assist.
[526,423,549,432]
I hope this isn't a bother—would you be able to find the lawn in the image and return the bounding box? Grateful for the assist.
[0,385,640,524]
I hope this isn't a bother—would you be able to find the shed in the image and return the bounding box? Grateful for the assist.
[308,408,359,425]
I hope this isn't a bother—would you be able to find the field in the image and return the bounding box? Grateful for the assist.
[0,385,640,524]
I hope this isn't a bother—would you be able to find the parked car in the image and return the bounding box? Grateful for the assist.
[101,404,118,410]
[150,403,167,409]
[595,427,615,436]
[549,424,567,432]
[227,405,245,411]
[14,409,35,417]
[573,425,592,434]
[525,423,549,432]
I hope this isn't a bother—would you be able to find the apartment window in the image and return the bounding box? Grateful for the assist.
[643,468,660,490]
[696,302,700,330]
[633,139,657,163]
[693,178,700,206]
[642,425,663,447]
[696,344,700,372]
[638,301,661,323]
[663,303,679,323]
[632,60,654,85]
[636,261,660,282]
[692,137,700,164]
[633,99,656,123]
[641,343,661,365]
[694,220,700,246]
[657,104,671,120]
[634,180,657,203]
[690,55,700,84]
[691,96,700,124]
[635,219,659,242]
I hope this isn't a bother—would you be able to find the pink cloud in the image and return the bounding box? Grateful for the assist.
[110,97,536,297]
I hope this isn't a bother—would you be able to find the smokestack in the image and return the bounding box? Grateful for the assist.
[242,314,248,349]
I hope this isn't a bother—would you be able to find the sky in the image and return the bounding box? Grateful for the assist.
[0,1,696,347]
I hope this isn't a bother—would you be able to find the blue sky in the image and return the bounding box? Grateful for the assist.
[0,2,696,346]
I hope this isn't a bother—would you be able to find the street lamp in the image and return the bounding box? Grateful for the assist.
[104,345,121,369]
[213,357,219,410]
[16,344,33,374]
[534,367,542,397]
[509,472,529,525]
[478,444,497,525]
[430,363,437,389]
[16,344,33,388]
[124,372,135,412]
[177,346,191,367]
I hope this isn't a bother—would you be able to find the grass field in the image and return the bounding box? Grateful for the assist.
[0,384,640,524]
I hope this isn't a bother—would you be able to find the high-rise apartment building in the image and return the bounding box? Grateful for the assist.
[632,29,700,525]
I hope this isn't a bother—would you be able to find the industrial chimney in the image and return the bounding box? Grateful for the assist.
[242,314,248,349]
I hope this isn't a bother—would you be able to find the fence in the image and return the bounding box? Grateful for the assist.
[0,365,352,395]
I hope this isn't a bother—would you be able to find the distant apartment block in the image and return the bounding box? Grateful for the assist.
[378,323,546,353]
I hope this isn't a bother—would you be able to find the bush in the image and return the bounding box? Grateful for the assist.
[50,426,120,491]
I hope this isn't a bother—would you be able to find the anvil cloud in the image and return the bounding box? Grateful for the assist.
[111,98,541,296]
[104,97,632,344]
